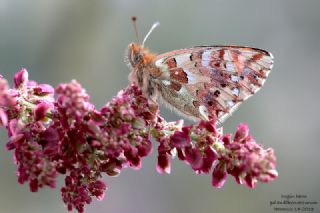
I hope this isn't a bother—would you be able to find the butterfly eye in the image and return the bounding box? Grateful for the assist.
[130,52,142,66]
[134,54,141,63]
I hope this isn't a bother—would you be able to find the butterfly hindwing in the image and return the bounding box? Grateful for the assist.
[153,46,274,122]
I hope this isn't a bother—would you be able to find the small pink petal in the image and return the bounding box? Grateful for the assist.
[244,175,257,189]
[33,84,54,96]
[29,179,39,192]
[6,134,25,150]
[34,102,50,121]
[185,146,203,170]
[199,146,217,174]
[177,148,186,160]
[212,162,227,188]
[0,108,8,126]
[156,154,171,174]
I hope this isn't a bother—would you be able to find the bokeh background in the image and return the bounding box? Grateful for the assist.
[1,0,320,212]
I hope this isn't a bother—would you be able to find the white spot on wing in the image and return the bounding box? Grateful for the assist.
[231,75,239,82]
[243,94,251,101]
[178,86,188,94]
[155,58,164,67]
[226,62,235,72]
[218,111,225,117]
[175,54,190,66]
[232,88,240,96]
[199,105,209,120]
[155,58,169,73]
[226,100,235,108]
[260,78,266,85]
[262,55,273,64]
[201,50,211,67]
[162,80,171,85]
[184,69,197,84]
[223,50,232,61]
[243,67,251,75]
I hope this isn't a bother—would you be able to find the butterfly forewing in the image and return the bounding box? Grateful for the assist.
[153,46,274,122]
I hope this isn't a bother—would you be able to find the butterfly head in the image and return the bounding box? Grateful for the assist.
[127,42,144,67]
[127,17,160,68]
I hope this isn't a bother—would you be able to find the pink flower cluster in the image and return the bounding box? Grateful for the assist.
[152,118,277,189]
[0,69,278,212]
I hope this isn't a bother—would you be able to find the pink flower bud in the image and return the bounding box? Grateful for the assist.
[89,180,107,201]
[29,179,39,192]
[199,146,217,174]
[170,130,191,148]
[14,68,28,88]
[199,120,217,134]
[221,134,231,145]
[234,123,249,142]
[124,147,141,169]
[137,140,152,157]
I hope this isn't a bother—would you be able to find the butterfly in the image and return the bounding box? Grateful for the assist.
[127,17,274,123]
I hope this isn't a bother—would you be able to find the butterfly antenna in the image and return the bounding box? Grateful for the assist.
[142,21,160,47]
[131,16,141,44]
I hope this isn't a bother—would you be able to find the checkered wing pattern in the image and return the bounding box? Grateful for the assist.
[153,46,274,122]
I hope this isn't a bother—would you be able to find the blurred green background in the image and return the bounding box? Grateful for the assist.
[1,0,320,212]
